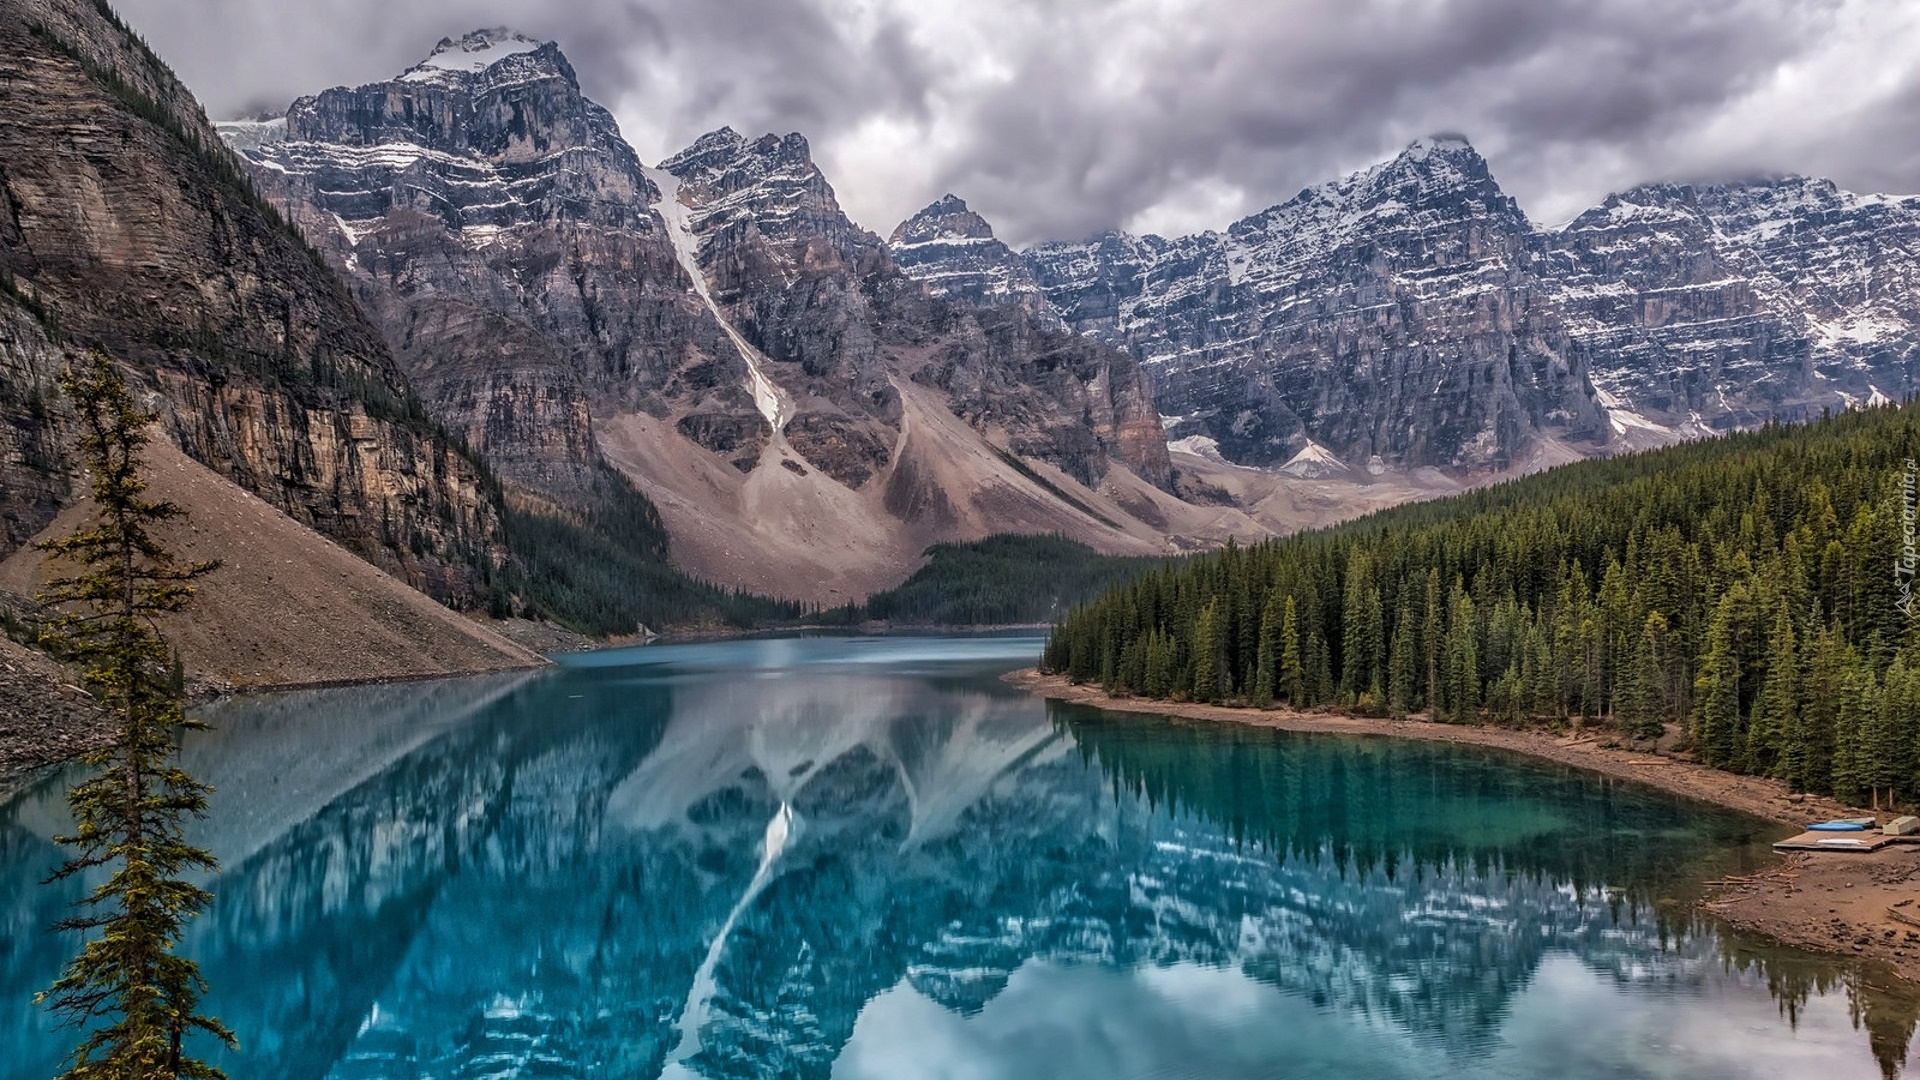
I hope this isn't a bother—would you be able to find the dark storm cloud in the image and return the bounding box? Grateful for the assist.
[114,0,1918,246]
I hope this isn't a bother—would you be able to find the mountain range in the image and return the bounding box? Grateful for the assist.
[217,29,1210,604]
[904,139,1919,471]
[2,2,1916,666]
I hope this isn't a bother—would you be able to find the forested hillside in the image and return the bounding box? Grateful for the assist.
[1043,403,1920,806]
[856,535,1168,626]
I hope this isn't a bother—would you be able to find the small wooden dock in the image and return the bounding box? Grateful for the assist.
[1773,830,1918,852]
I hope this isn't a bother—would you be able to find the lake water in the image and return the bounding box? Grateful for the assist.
[1,634,1914,1079]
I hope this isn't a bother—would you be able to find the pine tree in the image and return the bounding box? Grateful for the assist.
[1832,665,1879,807]
[1251,594,1278,708]
[1443,582,1479,722]
[1793,624,1845,795]
[1340,548,1373,702]
[1279,595,1304,707]
[1621,611,1670,744]
[1694,597,1743,770]
[1387,601,1417,719]
[1192,599,1222,703]
[1747,605,1799,778]
[33,351,236,1079]
[1422,568,1442,715]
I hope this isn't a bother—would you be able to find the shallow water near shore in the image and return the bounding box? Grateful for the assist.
[1,634,1914,1079]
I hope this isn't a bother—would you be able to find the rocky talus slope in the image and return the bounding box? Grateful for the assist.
[0,438,541,693]
[226,36,1218,602]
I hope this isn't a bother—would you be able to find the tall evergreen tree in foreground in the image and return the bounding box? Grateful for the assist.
[34,350,235,1079]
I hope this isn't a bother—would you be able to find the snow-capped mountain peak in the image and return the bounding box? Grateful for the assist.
[887,194,1063,325]
[890,194,997,246]
[400,28,551,82]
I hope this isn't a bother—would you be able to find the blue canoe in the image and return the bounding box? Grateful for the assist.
[1808,820,1871,832]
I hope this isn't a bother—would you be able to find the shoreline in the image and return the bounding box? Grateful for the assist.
[0,645,551,806]
[3,622,1045,803]
[1008,668,1920,987]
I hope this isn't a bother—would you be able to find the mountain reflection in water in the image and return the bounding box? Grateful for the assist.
[0,635,1913,1080]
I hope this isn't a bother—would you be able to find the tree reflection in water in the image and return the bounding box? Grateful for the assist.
[0,637,1911,1079]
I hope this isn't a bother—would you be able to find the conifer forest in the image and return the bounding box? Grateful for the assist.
[1044,403,1920,806]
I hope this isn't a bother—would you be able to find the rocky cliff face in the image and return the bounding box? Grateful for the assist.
[660,128,1171,491]
[888,194,1061,327]
[223,40,1182,602]
[1541,177,1920,438]
[0,298,72,553]
[225,28,751,498]
[654,127,904,485]
[1013,138,1609,472]
[940,137,1917,471]
[0,0,504,602]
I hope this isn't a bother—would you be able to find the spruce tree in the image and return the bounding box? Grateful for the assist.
[1627,611,1671,745]
[33,351,235,1079]
[1747,606,1799,778]
[1192,599,1222,703]
[1422,568,1442,715]
[1694,598,1743,770]
[1251,595,1278,708]
[1387,602,1417,719]
[1443,583,1479,722]
[1279,595,1304,707]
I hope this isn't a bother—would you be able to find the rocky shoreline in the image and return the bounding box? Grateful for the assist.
[1007,668,1920,987]
[0,637,114,802]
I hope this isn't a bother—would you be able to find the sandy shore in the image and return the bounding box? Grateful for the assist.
[1009,668,1920,986]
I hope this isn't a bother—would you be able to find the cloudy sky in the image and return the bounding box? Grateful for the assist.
[117,0,1920,246]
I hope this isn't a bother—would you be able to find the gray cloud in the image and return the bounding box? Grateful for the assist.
[115,0,1919,246]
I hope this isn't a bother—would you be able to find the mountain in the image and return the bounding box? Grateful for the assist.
[0,2,805,669]
[651,125,1172,492]
[0,0,561,678]
[1543,176,1920,442]
[228,28,741,500]
[1014,137,1609,472]
[895,137,1919,474]
[887,194,1060,326]
[224,36,1216,603]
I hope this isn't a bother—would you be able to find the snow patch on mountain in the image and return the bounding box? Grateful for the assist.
[644,165,790,431]
[1592,385,1672,437]
[1813,313,1907,349]
[1277,439,1351,479]
[213,116,286,151]
[401,28,545,81]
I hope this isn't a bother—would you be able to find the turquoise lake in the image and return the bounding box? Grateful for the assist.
[1,634,1914,1078]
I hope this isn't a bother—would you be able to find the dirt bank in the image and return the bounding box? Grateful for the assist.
[0,438,545,692]
[1704,849,1920,985]
[1009,668,1920,986]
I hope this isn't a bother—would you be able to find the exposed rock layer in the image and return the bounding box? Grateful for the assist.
[989,138,1918,469]
[223,36,1184,601]
[0,0,505,604]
